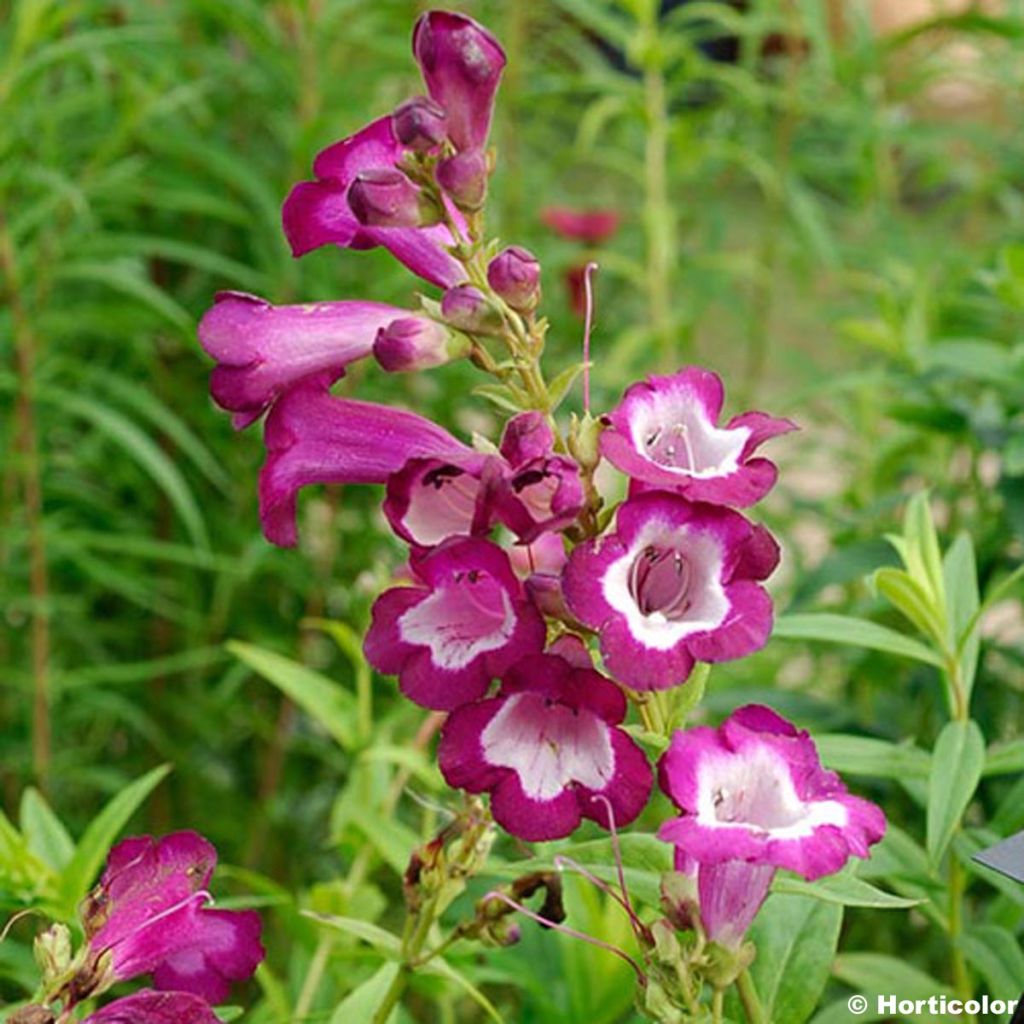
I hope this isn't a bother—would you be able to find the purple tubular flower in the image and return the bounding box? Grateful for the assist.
[487,246,541,312]
[198,291,411,429]
[562,492,778,690]
[373,317,462,373]
[363,537,546,710]
[281,116,465,288]
[383,456,493,547]
[413,10,507,152]
[84,990,219,1024]
[391,95,447,151]
[259,376,474,546]
[658,705,886,884]
[438,650,653,841]
[492,412,584,543]
[81,832,263,1001]
[600,368,797,507]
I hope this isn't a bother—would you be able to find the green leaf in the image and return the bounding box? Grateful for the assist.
[303,912,401,955]
[943,533,980,708]
[816,734,931,781]
[873,568,946,647]
[421,958,506,1024]
[960,925,1024,996]
[984,738,1024,777]
[741,894,842,1024]
[58,764,172,912]
[228,641,357,751]
[20,789,74,872]
[903,492,946,609]
[547,361,586,411]
[831,954,956,1020]
[772,872,922,909]
[773,613,943,667]
[329,962,400,1024]
[926,720,985,866]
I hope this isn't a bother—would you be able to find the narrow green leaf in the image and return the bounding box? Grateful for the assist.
[20,789,74,873]
[58,765,172,911]
[873,568,947,646]
[423,957,506,1024]
[227,641,357,751]
[832,954,956,1020]
[773,613,943,667]
[960,925,1024,996]
[329,962,400,1024]
[547,361,586,411]
[926,720,985,866]
[943,533,980,707]
[984,738,1024,777]
[303,912,401,955]
[904,492,946,609]
[772,872,922,909]
[816,734,931,780]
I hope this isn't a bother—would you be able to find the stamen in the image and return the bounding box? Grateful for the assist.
[482,890,647,984]
[582,261,598,414]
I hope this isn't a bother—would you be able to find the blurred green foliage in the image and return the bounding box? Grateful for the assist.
[2,0,1023,1020]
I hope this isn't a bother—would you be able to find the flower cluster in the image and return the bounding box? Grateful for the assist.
[197,5,885,976]
[13,832,263,1024]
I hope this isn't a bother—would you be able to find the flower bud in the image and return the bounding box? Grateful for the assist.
[373,317,469,372]
[392,96,447,151]
[436,149,488,211]
[487,246,541,311]
[34,924,72,984]
[440,284,503,334]
[348,169,438,228]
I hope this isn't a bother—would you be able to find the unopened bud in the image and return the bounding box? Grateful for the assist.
[34,924,72,984]
[373,317,468,372]
[348,169,438,228]
[392,96,448,151]
[487,246,541,312]
[440,285,503,334]
[436,149,489,211]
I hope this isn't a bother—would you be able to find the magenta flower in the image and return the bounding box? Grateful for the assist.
[491,411,584,543]
[438,648,653,841]
[541,207,621,245]
[412,10,506,154]
[562,493,778,690]
[600,368,796,507]
[282,116,464,288]
[198,291,412,428]
[657,706,886,945]
[383,456,492,548]
[82,832,263,1002]
[259,377,474,546]
[363,537,545,710]
[373,317,464,373]
[84,990,219,1024]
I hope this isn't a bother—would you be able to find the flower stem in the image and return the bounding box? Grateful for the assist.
[736,969,766,1024]
[948,857,976,1024]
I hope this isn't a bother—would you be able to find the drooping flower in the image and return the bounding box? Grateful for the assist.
[282,116,464,288]
[84,990,220,1024]
[562,492,778,690]
[438,648,653,841]
[412,10,506,154]
[259,376,474,546]
[490,411,584,543]
[363,537,545,710]
[80,832,263,1002]
[600,368,796,507]
[657,705,886,945]
[198,291,413,428]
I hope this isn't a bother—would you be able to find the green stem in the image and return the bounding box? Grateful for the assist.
[641,42,675,365]
[294,935,333,1022]
[712,987,724,1024]
[736,969,766,1024]
[948,858,976,1024]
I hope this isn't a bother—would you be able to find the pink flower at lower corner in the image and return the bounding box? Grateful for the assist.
[81,832,264,1002]
[84,990,220,1024]
[562,492,779,691]
[438,648,653,842]
[658,704,886,891]
[281,116,465,288]
[363,537,545,710]
[258,376,475,547]
[600,367,796,507]
[198,291,413,429]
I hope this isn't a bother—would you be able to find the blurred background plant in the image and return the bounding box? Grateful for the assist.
[1,0,1023,1020]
